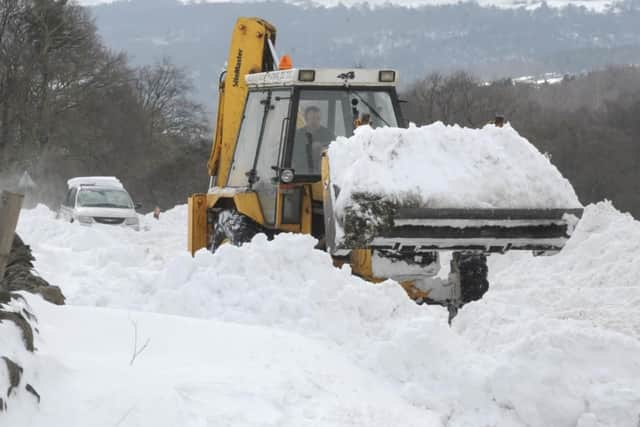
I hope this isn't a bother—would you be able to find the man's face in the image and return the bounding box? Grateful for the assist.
[305,109,322,130]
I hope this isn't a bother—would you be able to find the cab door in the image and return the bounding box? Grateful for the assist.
[250,89,292,226]
[275,89,351,236]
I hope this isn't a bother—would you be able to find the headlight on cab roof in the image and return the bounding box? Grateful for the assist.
[298,69,315,82]
[125,216,139,225]
[378,70,396,82]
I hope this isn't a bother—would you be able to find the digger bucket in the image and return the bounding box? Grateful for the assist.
[326,192,583,254]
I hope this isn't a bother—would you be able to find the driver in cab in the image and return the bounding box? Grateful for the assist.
[293,105,335,174]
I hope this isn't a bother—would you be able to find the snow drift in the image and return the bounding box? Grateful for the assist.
[0,294,38,415]
[328,122,582,213]
[7,201,640,427]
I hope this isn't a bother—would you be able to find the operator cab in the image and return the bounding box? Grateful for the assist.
[222,68,403,230]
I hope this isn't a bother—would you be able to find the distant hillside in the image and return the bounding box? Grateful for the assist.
[90,0,640,114]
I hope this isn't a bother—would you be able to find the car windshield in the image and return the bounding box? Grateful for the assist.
[291,88,398,175]
[77,188,134,209]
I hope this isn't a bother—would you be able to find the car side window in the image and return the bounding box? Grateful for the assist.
[66,188,77,207]
[63,190,71,207]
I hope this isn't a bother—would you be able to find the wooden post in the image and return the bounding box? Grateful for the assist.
[0,191,24,280]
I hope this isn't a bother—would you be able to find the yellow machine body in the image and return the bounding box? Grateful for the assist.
[186,17,425,302]
[187,17,391,261]
[189,17,277,254]
[185,16,578,313]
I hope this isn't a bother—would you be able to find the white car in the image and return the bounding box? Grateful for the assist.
[58,177,141,231]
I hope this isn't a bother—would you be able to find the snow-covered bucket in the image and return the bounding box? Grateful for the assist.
[325,122,583,253]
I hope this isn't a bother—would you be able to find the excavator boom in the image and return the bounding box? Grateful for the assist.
[207,18,277,186]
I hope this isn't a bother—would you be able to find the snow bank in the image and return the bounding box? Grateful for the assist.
[77,0,616,13]
[12,201,640,427]
[328,123,582,214]
[454,201,640,427]
[0,295,38,414]
[5,298,436,427]
[464,201,640,340]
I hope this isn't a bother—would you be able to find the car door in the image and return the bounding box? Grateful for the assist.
[59,187,77,221]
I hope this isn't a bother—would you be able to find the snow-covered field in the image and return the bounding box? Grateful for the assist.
[4,200,640,426]
[80,0,615,12]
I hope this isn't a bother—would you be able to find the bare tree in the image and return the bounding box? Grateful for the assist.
[135,57,209,142]
[401,66,640,217]
[0,0,29,166]
[0,1,212,211]
[403,71,478,126]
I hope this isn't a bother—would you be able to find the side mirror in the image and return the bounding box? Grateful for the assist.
[135,203,142,210]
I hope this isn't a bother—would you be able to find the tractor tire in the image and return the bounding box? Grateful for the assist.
[454,252,489,304]
[209,210,262,252]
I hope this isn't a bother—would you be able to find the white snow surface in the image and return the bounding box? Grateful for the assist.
[0,295,38,415]
[80,0,615,12]
[5,200,640,426]
[328,123,582,215]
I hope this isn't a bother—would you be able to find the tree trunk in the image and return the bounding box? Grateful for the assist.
[0,90,8,168]
[37,66,50,150]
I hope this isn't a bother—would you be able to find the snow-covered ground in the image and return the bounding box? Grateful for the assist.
[80,0,615,12]
[513,73,566,85]
[4,199,640,426]
[0,295,37,415]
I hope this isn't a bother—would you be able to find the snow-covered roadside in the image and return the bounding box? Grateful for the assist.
[9,201,640,426]
[79,0,616,14]
[0,294,38,415]
[5,298,437,427]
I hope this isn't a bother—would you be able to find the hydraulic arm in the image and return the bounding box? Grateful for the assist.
[207,18,277,186]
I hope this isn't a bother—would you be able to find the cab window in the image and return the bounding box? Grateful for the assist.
[289,88,398,176]
[227,90,266,187]
[226,88,292,225]
[253,90,291,225]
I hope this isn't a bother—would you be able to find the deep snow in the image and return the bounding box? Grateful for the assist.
[79,0,615,13]
[4,200,640,426]
[0,295,36,415]
[328,123,582,215]
[5,299,437,427]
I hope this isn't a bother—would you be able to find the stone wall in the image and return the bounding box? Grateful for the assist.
[0,234,63,413]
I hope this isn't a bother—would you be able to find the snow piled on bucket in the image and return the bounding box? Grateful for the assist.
[328,123,582,213]
[10,202,640,427]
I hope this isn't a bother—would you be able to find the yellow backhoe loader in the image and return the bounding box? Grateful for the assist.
[188,17,582,317]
